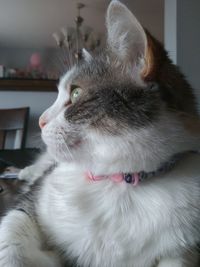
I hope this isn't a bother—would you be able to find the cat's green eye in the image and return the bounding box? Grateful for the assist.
[70,86,83,104]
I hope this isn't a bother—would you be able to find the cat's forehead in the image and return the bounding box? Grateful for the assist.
[58,54,121,91]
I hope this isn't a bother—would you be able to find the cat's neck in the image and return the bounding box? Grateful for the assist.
[85,151,196,185]
[58,151,199,186]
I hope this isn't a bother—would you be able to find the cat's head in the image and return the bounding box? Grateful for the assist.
[40,0,199,174]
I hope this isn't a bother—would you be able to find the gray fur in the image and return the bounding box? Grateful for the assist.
[64,54,161,134]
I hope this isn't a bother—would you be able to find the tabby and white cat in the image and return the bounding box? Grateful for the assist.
[1,1,200,266]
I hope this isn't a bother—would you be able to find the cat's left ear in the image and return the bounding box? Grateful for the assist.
[106,1,149,78]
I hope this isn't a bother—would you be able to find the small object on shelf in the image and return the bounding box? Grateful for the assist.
[7,68,17,78]
[0,65,4,78]
[28,52,46,79]
[30,53,41,69]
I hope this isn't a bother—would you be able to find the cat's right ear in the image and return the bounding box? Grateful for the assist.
[82,48,93,63]
[106,1,148,78]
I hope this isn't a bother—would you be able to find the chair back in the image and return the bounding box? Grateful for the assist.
[0,107,29,149]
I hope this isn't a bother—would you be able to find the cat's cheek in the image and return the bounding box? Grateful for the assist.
[41,126,62,156]
[41,124,84,162]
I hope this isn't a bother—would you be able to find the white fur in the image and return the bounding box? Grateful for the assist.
[82,48,93,63]
[18,152,54,184]
[1,154,200,267]
[0,210,62,267]
[36,153,200,267]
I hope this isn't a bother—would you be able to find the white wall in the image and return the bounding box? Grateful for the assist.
[164,0,177,63]
[177,0,200,99]
[125,0,164,42]
[165,0,200,105]
[0,0,164,48]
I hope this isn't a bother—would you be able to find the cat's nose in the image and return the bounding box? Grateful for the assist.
[39,117,47,129]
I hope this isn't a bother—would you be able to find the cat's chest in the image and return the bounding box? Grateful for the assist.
[37,168,181,267]
[37,155,200,267]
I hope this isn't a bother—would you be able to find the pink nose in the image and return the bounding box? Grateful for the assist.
[39,117,47,129]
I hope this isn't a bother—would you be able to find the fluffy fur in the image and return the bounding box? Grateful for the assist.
[1,1,200,266]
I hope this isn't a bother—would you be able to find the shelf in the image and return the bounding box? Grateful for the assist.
[0,79,58,92]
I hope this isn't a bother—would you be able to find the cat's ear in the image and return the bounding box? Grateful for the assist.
[106,0,148,75]
[82,48,93,63]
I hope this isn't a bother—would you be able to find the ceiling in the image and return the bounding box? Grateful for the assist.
[0,0,164,48]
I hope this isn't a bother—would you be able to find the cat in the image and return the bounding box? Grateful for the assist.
[1,1,200,266]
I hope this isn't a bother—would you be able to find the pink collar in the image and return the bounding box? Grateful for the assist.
[86,171,140,186]
[85,152,193,186]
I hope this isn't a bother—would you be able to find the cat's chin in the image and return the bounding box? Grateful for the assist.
[46,140,85,163]
[41,129,84,163]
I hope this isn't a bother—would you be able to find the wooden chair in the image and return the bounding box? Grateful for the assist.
[0,107,29,150]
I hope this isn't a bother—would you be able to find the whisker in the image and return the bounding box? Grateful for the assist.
[60,134,74,161]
